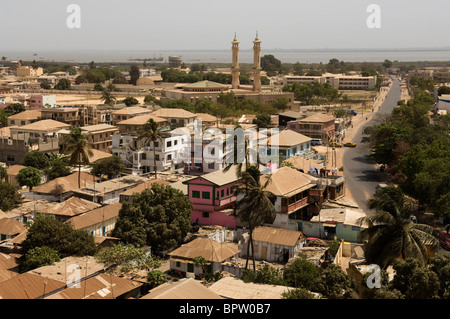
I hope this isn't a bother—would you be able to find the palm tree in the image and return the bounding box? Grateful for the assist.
[222,124,263,179]
[358,186,438,269]
[101,88,116,105]
[138,118,164,179]
[64,127,93,188]
[235,165,276,271]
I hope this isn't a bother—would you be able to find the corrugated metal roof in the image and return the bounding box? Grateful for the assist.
[168,237,239,263]
[0,218,26,236]
[65,202,122,230]
[260,166,315,197]
[252,226,305,247]
[33,172,99,195]
[37,196,101,217]
[0,273,66,299]
[141,278,222,299]
[45,273,142,299]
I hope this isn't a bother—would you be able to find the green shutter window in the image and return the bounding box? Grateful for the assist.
[202,192,210,199]
[176,261,180,267]
[192,191,200,198]
[187,263,194,273]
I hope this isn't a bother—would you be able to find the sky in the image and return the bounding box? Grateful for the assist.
[1,0,450,52]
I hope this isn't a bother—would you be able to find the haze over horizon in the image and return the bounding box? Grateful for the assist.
[1,0,450,52]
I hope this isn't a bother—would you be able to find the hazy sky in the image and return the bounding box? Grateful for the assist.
[1,0,450,51]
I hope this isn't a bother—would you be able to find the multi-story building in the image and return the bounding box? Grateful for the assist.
[1,119,70,164]
[112,128,186,174]
[286,112,336,144]
[283,73,376,90]
[29,94,56,109]
[183,166,242,228]
[16,66,43,77]
[59,124,119,152]
[40,106,81,127]
[261,129,314,161]
[151,108,197,128]
[7,110,42,127]
[111,106,153,125]
[116,113,168,135]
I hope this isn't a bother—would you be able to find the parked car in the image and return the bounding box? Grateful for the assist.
[439,232,450,250]
[344,142,357,147]
[329,142,342,148]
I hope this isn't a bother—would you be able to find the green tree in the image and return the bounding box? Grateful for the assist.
[406,267,440,299]
[383,59,393,69]
[17,167,41,191]
[21,246,61,272]
[95,242,161,276]
[0,181,23,210]
[43,155,71,180]
[252,113,271,129]
[40,80,52,90]
[112,184,192,253]
[100,88,116,105]
[63,127,94,188]
[90,156,124,180]
[5,103,25,115]
[359,187,438,269]
[273,97,290,110]
[0,166,7,181]
[122,97,139,107]
[129,64,140,85]
[23,151,50,170]
[94,83,104,91]
[138,119,164,179]
[314,264,353,299]
[437,86,450,96]
[284,255,322,290]
[241,264,284,285]
[147,270,168,289]
[75,75,87,85]
[55,78,71,90]
[281,288,317,299]
[235,166,277,271]
[21,215,97,260]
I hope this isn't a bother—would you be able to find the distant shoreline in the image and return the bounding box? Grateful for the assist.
[2,48,450,64]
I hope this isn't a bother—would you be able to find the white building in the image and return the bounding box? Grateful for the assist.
[283,73,376,90]
[111,129,188,174]
[139,68,156,78]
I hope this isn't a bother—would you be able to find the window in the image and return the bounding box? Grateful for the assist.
[167,141,172,148]
[202,192,210,199]
[192,191,200,198]
[21,121,25,125]
[10,120,15,124]
[176,261,181,268]
[221,190,224,197]
[227,188,229,196]
[208,162,215,169]
[167,154,172,161]
[154,141,159,147]
[174,140,178,146]
[202,212,209,218]
[187,263,194,273]
[217,191,220,198]
[155,154,160,161]
[141,153,147,160]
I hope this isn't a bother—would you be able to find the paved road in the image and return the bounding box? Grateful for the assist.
[342,77,402,214]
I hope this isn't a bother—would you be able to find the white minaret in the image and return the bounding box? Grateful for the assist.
[231,33,240,89]
[252,32,261,92]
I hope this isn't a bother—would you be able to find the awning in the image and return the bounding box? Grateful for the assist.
[324,223,337,228]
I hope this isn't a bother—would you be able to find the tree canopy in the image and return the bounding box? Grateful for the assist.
[112,183,193,254]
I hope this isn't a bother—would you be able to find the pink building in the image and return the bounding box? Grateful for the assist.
[29,95,56,109]
[183,167,241,228]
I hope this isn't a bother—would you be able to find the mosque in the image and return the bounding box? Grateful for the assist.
[162,34,294,108]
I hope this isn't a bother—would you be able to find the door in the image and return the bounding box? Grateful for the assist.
[261,246,267,261]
